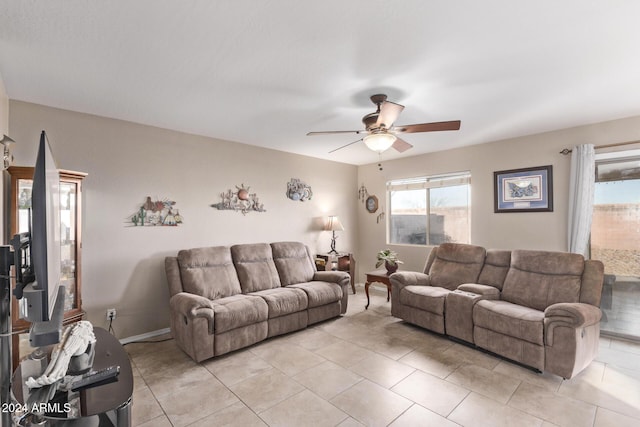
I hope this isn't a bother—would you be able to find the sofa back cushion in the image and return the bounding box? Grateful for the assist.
[177,246,242,300]
[271,242,315,286]
[580,259,605,307]
[428,243,486,290]
[502,250,584,311]
[477,250,511,290]
[231,243,281,293]
[165,256,183,297]
[422,248,438,274]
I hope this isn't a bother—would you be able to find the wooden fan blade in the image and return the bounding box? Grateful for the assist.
[376,101,404,128]
[393,120,461,134]
[328,138,363,154]
[392,137,413,153]
[307,130,364,136]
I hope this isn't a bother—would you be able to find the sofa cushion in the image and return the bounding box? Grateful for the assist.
[580,260,605,306]
[473,299,544,345]
[477,250,511,290]
[429,243,486,290]
[271,242,315,286]
[290,281,343,308]
[502,250,584,311]
[177,246,242,300]
[212,294,268,333]
[251,288,308,318]
[400,285,450,315]
[231,243,281,293]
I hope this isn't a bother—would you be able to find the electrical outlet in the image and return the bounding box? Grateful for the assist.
[106,308,116,320]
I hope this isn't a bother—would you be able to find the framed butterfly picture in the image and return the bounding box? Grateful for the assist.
[494,165,553,213]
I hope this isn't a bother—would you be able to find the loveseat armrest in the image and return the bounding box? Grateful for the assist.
[389,272,431,307]
[389,271,430,292]
[170,292,215,334]
[457,283,500,299]
[389,271,430,320]
[544,302,602,346]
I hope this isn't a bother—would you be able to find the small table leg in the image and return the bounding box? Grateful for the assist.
[365,281,371,309]
[387,285,391,302]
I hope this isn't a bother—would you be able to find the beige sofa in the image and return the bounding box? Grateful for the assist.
[390,243,604,379]
[165,241,350,362]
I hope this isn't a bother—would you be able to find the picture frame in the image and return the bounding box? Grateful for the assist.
[365,195,379,213]
[494,165,553,213]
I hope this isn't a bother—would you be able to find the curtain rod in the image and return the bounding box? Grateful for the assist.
[559,139,640,155]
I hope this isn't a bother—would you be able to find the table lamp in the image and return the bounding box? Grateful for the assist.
[325,215,344,255]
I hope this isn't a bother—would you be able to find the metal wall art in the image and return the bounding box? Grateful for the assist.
[211,183,266,215]
[358,184,369,203]
[129,196,183,226]
[286,178,313,201]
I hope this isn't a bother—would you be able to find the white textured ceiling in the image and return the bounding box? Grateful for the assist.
[2,1,640,165]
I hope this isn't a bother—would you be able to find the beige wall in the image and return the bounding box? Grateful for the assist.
[0,77,8,136]
[356,115,640,280]
[8,100,358,338]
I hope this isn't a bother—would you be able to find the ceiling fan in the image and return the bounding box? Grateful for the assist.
[307,94,461,154]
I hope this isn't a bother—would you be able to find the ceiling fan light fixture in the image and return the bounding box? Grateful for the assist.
[363,133,396,153]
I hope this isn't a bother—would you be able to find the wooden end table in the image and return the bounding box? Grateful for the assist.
[365,269,393,310]
[316,253,356,294]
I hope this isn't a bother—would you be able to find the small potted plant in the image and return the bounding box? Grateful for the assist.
[376,249,404,274]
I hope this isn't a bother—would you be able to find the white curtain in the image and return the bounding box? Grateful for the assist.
[567,144,596,256]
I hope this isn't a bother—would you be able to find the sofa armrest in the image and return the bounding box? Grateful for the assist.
[389,271,430,292]
[457,283,500,299]
[313,270,350,314]
[544,302,602,346]
[313,270,350,286]
[170,292,215,333]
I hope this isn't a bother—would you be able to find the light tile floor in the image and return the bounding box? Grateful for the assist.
[126,287,640,427]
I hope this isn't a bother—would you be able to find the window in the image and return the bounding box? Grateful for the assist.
[387,172,471,245]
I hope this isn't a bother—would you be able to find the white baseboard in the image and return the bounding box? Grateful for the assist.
[119,327,171,345]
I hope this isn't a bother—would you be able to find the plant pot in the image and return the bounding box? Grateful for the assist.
[385,261,398,275]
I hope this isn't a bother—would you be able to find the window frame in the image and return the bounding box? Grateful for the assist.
[590,149,640,276]
[386,171,471,246]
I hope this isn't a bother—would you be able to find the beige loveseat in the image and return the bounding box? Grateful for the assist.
[390,243,604,379]
[165,241,350,362]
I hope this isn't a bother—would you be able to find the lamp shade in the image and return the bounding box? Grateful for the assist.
[363,133,396,153]
[0,135,15,145]
[325,215,344,231]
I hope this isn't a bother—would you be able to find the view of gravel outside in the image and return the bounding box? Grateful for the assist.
[591,204,640,277]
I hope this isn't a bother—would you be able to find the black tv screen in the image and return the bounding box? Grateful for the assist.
[26,131,62,322]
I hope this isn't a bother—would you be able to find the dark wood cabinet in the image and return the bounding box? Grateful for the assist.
[6,166,87,368]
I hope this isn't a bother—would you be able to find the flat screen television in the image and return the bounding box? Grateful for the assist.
[14,131,65,346]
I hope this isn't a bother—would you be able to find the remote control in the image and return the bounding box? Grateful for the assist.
[70,365,120,391]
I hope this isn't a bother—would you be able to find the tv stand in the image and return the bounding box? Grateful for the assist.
[13,327,133,426]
